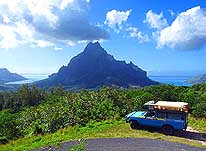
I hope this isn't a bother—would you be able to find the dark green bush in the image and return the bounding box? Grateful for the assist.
[0,110,20,143]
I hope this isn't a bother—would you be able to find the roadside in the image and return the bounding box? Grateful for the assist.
[0,119,206,151]
[35,138,205,151]
[180,126,206,146]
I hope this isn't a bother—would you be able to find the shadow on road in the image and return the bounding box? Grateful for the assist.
[139,127,206,142]
[174,130,206,142]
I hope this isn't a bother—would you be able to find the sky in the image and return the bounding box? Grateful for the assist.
[0,0,206,75]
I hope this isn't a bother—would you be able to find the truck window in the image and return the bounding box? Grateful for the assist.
[156,112,166,119]
[167,113,181,120]
[145,111,155,117]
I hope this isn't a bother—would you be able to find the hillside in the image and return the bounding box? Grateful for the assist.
[1,118,205,151]
[1,84,206,150]
[36,42,158,89]
[186,74,206,84]
[0,68,27,84]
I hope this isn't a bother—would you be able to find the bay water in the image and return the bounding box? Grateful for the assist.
[6,74,192,86]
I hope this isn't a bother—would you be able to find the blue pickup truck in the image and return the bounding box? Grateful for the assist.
[126,101,189,135]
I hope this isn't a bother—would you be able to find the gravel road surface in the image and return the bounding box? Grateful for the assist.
[34,138,206,151]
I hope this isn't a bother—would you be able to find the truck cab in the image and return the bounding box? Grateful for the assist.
[126,101,189,135]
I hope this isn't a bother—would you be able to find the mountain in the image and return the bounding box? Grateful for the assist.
[186,74,206,84]
[0,68,27,84]
[36,42,159,89]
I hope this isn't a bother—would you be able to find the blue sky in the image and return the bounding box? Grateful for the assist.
[0,0,206,75]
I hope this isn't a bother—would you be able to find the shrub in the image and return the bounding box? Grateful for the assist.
[0,110,20,143]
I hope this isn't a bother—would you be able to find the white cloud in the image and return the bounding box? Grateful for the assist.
[126,26,149,43]
[2,15,10,24]
[54,46,63,51]
[60,0,74,10]
[0,21,36,49]
[104,9,132,31]
[0,0,59,49]
[144,10,168,30]
[25,0,59,28]
[168,9,175,16]
[157,6,206,50]
[78,40,88,44]
[92,39,105,43]
[33,40,55,48]
[15,21,34,39]
[0,0,109,49]
[0,25,21,49]
[67,40,76,46]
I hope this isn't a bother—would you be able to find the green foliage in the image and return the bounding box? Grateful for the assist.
[0,84,206,144]
[192,83,206,91]
[192,101,206,118]
[188,116,206,132]
[0,85,47,112]
[69,139,87,151]
[0,119,205,151]
[0,110,20,144]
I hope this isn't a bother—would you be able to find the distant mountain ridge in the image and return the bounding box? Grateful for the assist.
[0,68,27,84]
[36,42,159,89]
[186,74,206,84]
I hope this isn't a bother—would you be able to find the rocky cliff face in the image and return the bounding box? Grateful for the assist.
[36,42,158,89]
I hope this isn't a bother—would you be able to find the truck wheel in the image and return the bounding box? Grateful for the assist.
[162,125,174,135]
[130,121,140,129]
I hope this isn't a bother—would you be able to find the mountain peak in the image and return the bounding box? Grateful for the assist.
[84,41,105,54]
[36,43,158,89]
[0,68,10,74]
[0,68,27,84]
[86,41,101,47]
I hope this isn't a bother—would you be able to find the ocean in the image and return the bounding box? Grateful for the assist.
[6,74,49,85]
[149,76,192,86]
[6,74,193,86]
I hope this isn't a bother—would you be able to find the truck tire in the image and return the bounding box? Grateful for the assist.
[130,121,140,129]
[162,125,174,135]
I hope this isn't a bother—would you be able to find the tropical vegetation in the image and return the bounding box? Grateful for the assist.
[0,84,206,148]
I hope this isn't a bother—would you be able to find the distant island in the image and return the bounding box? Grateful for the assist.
[35,42,159,89]
[0,68,27,84]
[186,74,206,84]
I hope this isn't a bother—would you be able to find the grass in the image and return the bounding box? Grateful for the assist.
[188,116,206,132]
[1,118,206,151]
